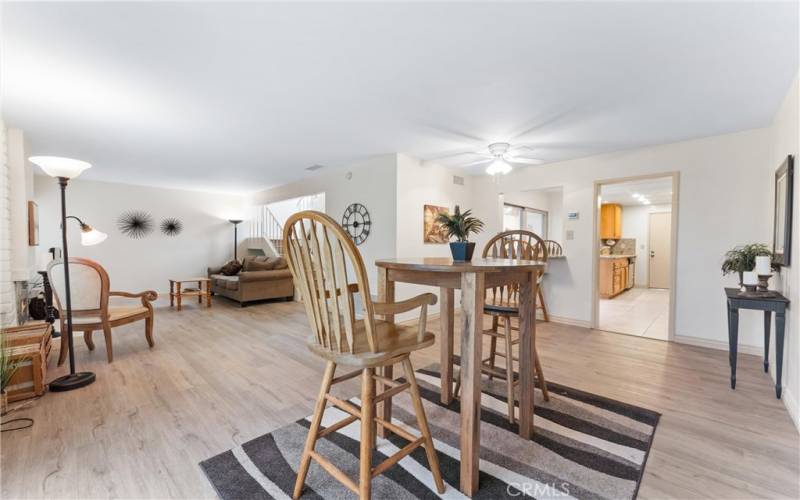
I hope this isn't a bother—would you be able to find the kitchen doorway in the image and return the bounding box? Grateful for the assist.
[592,173,678,341]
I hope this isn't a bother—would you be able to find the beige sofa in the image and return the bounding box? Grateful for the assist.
[208,256,294,306]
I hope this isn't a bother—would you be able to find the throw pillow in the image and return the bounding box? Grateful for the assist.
[220,260,242,276]
[270,257,288,269]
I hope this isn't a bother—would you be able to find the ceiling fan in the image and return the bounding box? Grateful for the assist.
[424,142,544,175]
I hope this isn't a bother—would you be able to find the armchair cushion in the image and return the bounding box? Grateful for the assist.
[71,306,149,325]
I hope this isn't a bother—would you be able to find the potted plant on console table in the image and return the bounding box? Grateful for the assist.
[721,243,777,290]
[436,205,485,261]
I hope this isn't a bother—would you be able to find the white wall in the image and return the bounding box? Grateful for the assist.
[620,203,672,287]
[0,121,13,327]
[249,154,398,290]
[34,177,245,295]
[394,154,474,319]
[7,128,35,281]
[766,74,799,429]
[471,127,772,342]
[547,189,564,244]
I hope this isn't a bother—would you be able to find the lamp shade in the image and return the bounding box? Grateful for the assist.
[486,158,512,175]
[29,156,91,179]
[80,226,107,246]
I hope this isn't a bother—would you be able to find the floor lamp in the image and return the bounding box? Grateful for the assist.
[29,156,107,392]
[229,219,243,260]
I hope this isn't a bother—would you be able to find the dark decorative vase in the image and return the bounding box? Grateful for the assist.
[450,242,476,262]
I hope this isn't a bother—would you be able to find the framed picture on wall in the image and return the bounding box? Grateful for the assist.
[773,155,793,266]
[27,200,39,246]
[423,205,449,244]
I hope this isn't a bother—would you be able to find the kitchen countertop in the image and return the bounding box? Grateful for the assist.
[599,254,636,259]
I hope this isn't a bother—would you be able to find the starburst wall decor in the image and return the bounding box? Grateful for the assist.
[160,217,183,236]
[117,210,153,239]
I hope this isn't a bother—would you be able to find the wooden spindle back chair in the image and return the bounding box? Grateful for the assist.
[483,231,548,309]
[544,239,563,257]
[283,210,444,499]
[455,229,550,423]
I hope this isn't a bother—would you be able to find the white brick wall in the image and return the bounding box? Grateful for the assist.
[0,120,14,327]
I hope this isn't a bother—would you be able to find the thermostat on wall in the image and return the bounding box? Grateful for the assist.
[567,211,579,220]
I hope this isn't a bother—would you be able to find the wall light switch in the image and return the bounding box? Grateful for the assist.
[566,230,575,241]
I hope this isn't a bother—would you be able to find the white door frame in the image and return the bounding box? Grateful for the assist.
[590,172,680,341]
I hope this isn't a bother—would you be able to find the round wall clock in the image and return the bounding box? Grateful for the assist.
[341,203,371,245]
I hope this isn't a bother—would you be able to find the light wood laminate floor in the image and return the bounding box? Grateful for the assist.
[1,298,798,499]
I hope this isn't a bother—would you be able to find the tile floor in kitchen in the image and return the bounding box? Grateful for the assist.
[598,287,670,340]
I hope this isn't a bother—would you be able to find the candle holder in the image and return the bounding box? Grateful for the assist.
[757,274,772,292]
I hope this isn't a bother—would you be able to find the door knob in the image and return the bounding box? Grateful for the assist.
[650,251,655,258]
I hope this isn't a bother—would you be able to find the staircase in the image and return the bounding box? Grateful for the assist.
[250,205,284,256]
[250,198,320,257]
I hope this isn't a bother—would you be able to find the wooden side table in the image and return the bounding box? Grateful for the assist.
[725,287,790,398]
[169,278,212,311]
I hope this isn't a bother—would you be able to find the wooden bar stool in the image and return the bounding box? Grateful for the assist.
[283,211,445,500]
[456,230,550,424]
[537,240,563,322]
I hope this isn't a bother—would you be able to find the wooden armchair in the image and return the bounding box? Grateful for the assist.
[283,210,444,499]
[47,258,157,364]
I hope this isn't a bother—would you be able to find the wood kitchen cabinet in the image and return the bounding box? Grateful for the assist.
[600,203,622,240]
[599,257,630,298]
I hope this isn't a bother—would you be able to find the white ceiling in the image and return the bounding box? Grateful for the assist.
[600,177,674,206]
[2,2,797,193]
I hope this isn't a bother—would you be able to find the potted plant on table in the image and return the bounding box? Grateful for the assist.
[721,243,776,288]
[436,205,485,261]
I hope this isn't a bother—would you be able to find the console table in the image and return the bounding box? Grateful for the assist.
[725,288,790,398]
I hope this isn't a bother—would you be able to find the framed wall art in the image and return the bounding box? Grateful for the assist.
[423,204,449,244]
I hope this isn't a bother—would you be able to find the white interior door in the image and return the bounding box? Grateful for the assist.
[648,212,671,289]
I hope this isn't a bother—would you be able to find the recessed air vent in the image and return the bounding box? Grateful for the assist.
[453,175,465,186]
[306,164,324,171]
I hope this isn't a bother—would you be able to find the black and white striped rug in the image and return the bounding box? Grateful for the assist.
[200,363,659,499]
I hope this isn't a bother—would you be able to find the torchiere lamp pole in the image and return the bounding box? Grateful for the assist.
[229,219,243,260]
[30,156,106,392]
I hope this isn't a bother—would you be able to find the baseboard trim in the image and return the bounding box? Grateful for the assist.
[548,315,592,329]
[673,334,761,356]
[782,386,799,433]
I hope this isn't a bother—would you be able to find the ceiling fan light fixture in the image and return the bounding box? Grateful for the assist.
[486,158,512,175]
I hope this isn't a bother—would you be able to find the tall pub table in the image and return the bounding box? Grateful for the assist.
[726,287,790,398]
[375,257,545,496]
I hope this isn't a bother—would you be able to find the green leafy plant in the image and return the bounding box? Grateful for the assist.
[435,205,485,243]
[721,243,775,277]
[0,334,19,394]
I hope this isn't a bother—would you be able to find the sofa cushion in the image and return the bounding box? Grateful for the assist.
[270,257,288,269]
[239,269,293,282]
[243,256,289,271]
[243,256,274,271]
[211,274,240,290]
[220,260,242,276]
